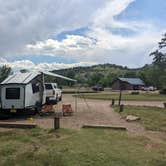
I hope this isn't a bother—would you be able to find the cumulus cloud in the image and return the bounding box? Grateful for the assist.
[0,0,103,57]
[23,0,164,67]
[0,59,96,71]
[0,0,165,68]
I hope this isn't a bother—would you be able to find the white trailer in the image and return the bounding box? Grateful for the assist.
[0,71,76,113]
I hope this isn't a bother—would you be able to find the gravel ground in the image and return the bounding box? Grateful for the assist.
[0,94,165,143]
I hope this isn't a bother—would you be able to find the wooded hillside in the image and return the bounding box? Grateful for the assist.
[53,63,166,89]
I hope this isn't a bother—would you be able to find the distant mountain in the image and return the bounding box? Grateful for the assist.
[52,63,145,87]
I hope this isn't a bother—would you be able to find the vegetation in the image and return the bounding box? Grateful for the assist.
[76,93,166,101]
[114,105,166,132]
[0,128,165,165]
[53,61,166,89]
[0,66,12,83]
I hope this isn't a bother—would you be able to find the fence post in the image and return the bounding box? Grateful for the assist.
[111,99,115,106]
[119,104,124,112]
[54,116,60,130]
[163,102,166,108]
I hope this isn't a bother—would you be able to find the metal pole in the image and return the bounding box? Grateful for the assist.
[41,72,45,105]
[118,84,122,106]
[75,83,78,112]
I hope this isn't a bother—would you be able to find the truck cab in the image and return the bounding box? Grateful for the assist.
[44,83,62,104]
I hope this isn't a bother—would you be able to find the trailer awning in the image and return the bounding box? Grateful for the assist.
[41,71,77,82]
[1,71,77,85]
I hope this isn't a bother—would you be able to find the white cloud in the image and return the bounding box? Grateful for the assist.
[0,0,165,68]
[0,0,103,57]
[0,59,96,71]
[26,35,96,54]
[92,0,136,29]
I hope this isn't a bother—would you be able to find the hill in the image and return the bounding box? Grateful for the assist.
[52,64,149,87]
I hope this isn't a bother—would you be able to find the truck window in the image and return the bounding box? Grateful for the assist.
[45,84,53,90]
[6,88,20,99]
[32,84,39,93]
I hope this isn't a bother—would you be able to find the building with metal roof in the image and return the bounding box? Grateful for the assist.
[112,77,145,90]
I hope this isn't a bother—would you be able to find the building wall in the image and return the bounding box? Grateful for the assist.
[112,80,133,90]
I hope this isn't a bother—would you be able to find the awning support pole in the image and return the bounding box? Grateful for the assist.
[75,83,78,112]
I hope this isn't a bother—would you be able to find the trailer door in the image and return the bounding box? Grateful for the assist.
[1,85,24,109]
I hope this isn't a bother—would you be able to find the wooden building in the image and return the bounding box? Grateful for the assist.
[112,77,144,90]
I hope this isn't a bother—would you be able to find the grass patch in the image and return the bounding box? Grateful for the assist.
[63,90,96,94]
[76,93,166,101]
[114,105,166,132]
[0,128,165,165]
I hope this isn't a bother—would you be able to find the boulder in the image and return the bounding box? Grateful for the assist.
[126,115,140,122]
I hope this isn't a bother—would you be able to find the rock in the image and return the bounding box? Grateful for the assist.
[126,115,140,122]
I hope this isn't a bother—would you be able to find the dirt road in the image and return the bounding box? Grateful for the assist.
[1,94,165,143]
[58,94,166,143]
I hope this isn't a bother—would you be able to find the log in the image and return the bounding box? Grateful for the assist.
[82,124,127,130]
[0,122,36,129]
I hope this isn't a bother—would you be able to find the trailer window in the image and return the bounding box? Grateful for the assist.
[45,84,53,90]
[32,84,39,93]
[6,88,20,99]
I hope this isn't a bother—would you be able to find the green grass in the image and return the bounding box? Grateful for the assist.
[76,93,166,101]
[114,105,166,132]
[63,90,96,94]
[0,128,166,166]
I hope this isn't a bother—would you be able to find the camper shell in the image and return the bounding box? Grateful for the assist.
[0,72,44,111]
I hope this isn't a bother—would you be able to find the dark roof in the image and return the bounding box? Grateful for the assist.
[118,77,144,85]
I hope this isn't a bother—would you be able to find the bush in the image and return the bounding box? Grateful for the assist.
[159,89,166,94]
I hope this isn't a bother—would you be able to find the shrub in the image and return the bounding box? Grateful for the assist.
[159,89,166,94]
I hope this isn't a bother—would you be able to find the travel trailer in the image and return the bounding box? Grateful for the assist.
[0,71,76,113]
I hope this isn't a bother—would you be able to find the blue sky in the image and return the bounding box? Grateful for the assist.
[0,0,166,71]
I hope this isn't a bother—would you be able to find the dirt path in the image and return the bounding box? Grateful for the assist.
[1,94,165,144]
[58,94,166,144]
[119,100,164,108]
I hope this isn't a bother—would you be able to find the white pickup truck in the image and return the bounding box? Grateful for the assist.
[44,83,62,104]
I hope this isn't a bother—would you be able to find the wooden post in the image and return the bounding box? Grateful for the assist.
[163,102,166,108]
[111,99,115,106]
[119,104,124,112]
[118,89,122,106]
[54,116,60,130]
